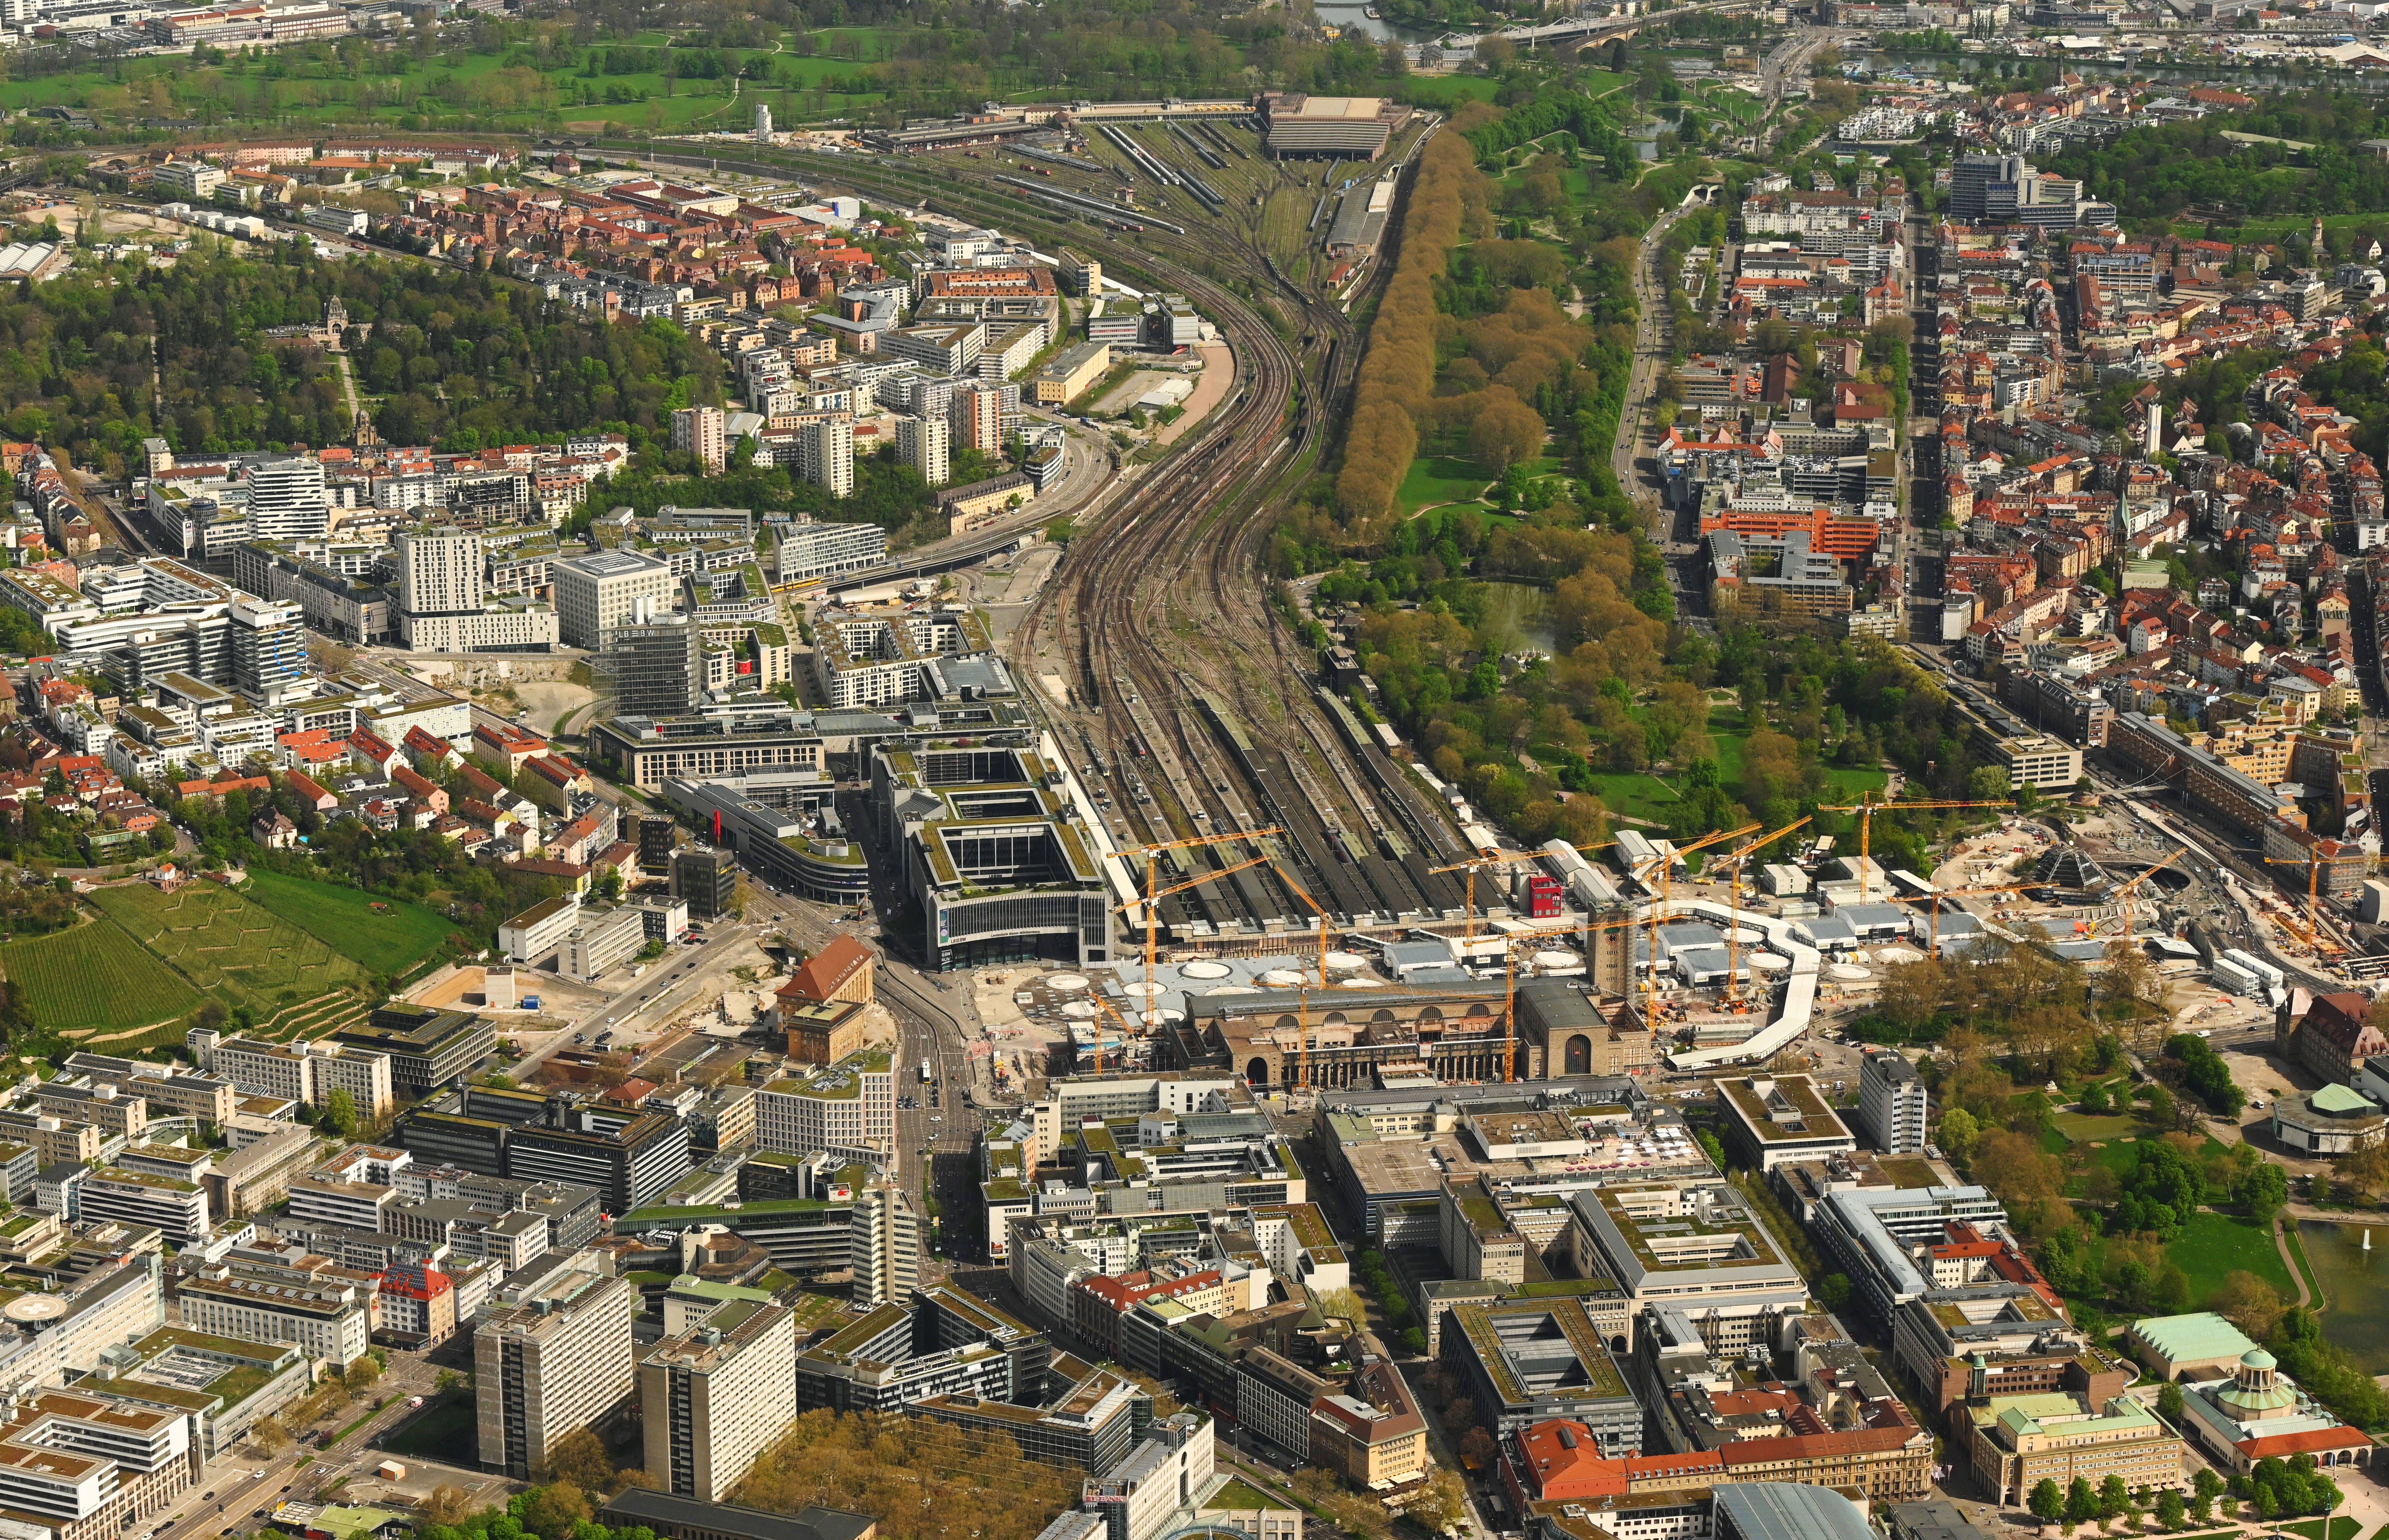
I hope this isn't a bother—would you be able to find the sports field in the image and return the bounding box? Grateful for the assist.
[239,870,453,978]
[0,917,202,1032]
[90,881,367,1015]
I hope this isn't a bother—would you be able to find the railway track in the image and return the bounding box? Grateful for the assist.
[617,131,1474,936]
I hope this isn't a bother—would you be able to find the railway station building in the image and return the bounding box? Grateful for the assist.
[1165,980,1654,1092]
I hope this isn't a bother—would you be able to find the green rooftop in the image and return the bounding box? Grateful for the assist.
[781,832,864,866]
[2308,1084,2378,1116]
[1203,1479,1287,1512]
[1513,1277,1625,1298]
[2129,1312,2256,1364]
[814,1301,913,1358]
[617,1197,843,1222]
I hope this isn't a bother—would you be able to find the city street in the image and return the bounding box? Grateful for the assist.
[148,1354,444,1540]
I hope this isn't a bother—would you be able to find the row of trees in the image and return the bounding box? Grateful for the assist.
[1335,130,1478,533]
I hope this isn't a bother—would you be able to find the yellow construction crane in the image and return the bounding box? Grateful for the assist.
[2266,849,2366,953]
[1120,827,1282,991]
[1893,881,2036,959]
[1816,795,2016,902]
[1260,863,1346,1092]
[1111,855,1272,918]
[1432,839,1618,946]
[1712,816,1812,1004]
[1270,857,1335,988]
[2086,844,2190,938]
[1082,987,1140,1073]
[1634,823,1759,1035]
[1085,856,1278,1069]
[1498,932,1546,1084]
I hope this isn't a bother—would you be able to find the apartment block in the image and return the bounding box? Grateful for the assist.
[475,1253,639,1479]
[1856,1050,1929,1155]
[640,1302,798,1501]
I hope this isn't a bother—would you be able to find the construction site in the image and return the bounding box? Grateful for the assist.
[934,795,2378,1095]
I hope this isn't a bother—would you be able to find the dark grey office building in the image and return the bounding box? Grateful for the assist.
[605,613,704,718]
[672,846,739,919]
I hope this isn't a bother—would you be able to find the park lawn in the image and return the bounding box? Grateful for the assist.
[0,916,202,1034]
[2169,1209,2292,1304]
[1396,455,1493,517]
[2190,212,2385,247]
[1690,83,1765,124]
[89,881,367,1017]
[0,39,884,130]
[1399,75,1503,108]
[808,25,910,58]
[2053,1111,2146,1143]
[2279,1521,2361,1540]
[1545,704,1887,832]
[2065,1129,2227,1189]
[239,869,455,978]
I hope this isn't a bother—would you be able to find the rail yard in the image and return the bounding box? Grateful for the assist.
[620,109,1485,949]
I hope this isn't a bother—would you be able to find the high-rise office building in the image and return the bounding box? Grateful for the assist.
[247,457,330,541]
[554,550,677,651]
[227,593,306,703]
[795,416,856,497]
[851,1182,921,1307]
[605,608,705,717]
[475,1253,638,1479]
[896,414,949,489]
[672,406,727,474]
[637,814,678,874]
[671,847,738,919]
[640,1303,797,1501]
[1949,154,2035,225]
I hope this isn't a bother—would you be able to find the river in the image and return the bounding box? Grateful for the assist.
[1312,0,1458,43]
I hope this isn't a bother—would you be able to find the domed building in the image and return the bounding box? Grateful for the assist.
[2180,1346,2376,1473]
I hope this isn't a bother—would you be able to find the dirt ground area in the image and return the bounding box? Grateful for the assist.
[1091,369,1193,413]
[971,545,1065,646]
[2208,1040,2327,1161]
[1930,815,2067,886]
[512,681,599,737]
[967,967,1070,1085]
[1156,342,1235,446]
[335,1459,515,1512]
